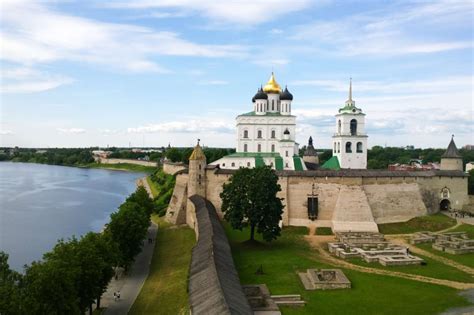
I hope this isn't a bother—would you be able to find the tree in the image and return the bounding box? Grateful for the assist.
[0,252,23,315]
[165,148,182,162]
[126,186,154,216]
[220,166,284,242]
[106,201,150,270]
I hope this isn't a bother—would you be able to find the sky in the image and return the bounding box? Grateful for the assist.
[1,0,473,149]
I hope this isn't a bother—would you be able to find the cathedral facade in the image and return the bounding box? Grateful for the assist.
[210,73,306,171]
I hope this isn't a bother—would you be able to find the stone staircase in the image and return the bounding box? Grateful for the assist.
[332,185,378,233]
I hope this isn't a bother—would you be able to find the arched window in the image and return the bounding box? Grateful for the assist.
[247,162,251,167]
[356,142,363,153]
[338,120,341,133]
[231,162,235,167]
[350,119,357,136]
[272,100,275,110]
[285,151,289,157]
[258,144,261,152]
[257,130,262,138]
[243,130,248,138]
[271,144,275,152]
[337,142,340,153]
[244,144,248,152]
[285,162,289,168]
[198,164,201,170]
[346,142,352,153]
[271,130,276,138]
[334,142,336,153]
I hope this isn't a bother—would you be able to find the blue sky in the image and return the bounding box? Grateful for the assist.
[1,0,472,149]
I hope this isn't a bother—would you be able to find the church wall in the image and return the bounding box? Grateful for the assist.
[182,168,469,229]
[162,161,187,175]
[363,183,427,224]
[440,158,463,171]
[165,173,188,225]
[417,176,469,213]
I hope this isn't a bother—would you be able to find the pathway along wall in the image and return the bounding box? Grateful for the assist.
[188,195,252,315]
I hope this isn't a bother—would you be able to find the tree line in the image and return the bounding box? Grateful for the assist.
[298,145,474,170]
[0,186,154,315]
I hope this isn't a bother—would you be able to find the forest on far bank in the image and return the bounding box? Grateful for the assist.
[1,145,473,171]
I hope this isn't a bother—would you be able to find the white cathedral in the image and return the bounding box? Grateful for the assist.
[211,73,367,170]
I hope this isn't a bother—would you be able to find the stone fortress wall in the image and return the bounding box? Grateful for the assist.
[166,166,470,231]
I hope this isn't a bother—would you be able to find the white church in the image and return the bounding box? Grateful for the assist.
[211,73,367,171]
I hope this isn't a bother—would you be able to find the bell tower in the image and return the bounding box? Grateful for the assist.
[332,79,368,169]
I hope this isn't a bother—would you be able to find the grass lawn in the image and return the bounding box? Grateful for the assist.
[85,162,157,173]
[146,176,160,198]
[378,213,456,235]
[225,223,471,315]
[129,215,195,315]
[315,227,333,235]
[449,224,474,238]
[416,243,474,269]
[344,254,473,283]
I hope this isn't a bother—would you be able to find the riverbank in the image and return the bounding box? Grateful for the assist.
[84,162,157,173]
[1,160,157,173]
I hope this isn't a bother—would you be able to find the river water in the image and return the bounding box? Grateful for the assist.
[0,162,145,271]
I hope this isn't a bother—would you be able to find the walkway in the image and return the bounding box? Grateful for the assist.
[101,222,158,315]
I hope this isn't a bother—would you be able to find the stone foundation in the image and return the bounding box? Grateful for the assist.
[299,269,351,290]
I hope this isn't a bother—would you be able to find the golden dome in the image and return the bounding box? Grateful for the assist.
[263,72,282,94]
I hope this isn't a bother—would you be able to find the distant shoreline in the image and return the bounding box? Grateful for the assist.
[1,160,156,173]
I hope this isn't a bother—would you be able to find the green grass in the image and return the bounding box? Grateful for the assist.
[416,243,474,269]
[146,176,160,198]
[84,162,157,173]
[344,253,473,283]
[225,223,471,315]
[129,216,195,315]
[378,213,456,235]
[449,224,474,238]
[315,227,333,235]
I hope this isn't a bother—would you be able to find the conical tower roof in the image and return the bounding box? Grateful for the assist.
[442,136,461,158]
[189,140,206,160]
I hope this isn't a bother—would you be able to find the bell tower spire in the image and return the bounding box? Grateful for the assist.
[345,78,355,107]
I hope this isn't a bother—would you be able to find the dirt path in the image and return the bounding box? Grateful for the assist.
[305,235,474,290]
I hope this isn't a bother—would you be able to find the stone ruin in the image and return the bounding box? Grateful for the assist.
[299,269,351,290]
[242,284,305,314]
[328,232,424,266]
[411,231,474,255]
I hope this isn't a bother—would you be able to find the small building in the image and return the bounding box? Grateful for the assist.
[466,162,474,173]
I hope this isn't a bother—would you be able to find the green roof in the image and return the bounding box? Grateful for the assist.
[228,152,281,158]
[275,156,284,170]
[293,156,304,171]
[238,111,295,117]
[255,156,265,167]
[321,156,341,170]
[279,139,295,143]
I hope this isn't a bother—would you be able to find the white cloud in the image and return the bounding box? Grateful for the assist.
[1,0,248,74]
[292,76,473,94]
[1,67,74,93]
[128,119,234,134]
[270,28,284,34]
[290,1,473,56]
[103,0,313,26]
[0,130,14,135]
[253,58,290,67]
[57,128,86,134]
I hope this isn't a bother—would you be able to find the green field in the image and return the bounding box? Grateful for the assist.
[146,176,160,198]
[378,213,456,235]
[225,223,471,315]
[85,162,157,173]
[129,215,195,315]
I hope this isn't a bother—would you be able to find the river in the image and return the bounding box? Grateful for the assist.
[0,162,145,271]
